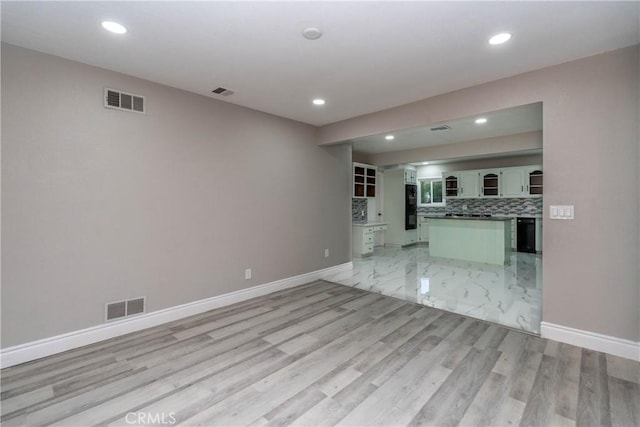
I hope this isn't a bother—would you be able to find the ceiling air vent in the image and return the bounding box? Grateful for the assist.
[430,125,451,132]
[104,88,146,114]
[211,87,235,96]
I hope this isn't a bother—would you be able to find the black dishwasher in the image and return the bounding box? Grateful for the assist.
[517,218,536,253]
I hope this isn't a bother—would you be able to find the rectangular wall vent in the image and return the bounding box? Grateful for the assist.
[430,125,451,132]
[104,88,146,114]
[105,297,146,321]
[211,87,235,96]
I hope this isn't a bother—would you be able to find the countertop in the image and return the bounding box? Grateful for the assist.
[423,215,512,222]
[352,221,389,227]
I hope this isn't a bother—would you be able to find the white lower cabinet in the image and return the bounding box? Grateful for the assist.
[353,224,388,257]
[419,218,429,242]
[405,229,418,246]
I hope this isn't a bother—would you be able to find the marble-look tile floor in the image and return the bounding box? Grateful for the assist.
[325,245,543,334]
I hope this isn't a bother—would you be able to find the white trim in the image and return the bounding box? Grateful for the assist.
[541,321,640,361]
[0,262,353,369]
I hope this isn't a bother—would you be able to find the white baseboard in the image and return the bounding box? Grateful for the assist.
[541,321,640,361]
[0,262,353,369]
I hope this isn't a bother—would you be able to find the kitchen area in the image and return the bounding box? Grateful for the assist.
[326,103,544,334]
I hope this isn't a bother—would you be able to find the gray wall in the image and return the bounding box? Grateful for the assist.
[1,44,352,347]
[321,46,640,342]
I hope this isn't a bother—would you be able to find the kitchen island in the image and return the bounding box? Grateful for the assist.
[428,216,512,265]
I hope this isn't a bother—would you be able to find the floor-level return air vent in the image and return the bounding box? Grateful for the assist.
[105,297,146,321]
[104,88,146,114]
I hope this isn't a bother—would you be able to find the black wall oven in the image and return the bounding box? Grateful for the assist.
[405,184,417,230]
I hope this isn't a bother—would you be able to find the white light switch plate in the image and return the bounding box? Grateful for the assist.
[550,205,574,219]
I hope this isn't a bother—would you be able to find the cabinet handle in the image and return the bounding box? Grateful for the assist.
[521,185,523,192]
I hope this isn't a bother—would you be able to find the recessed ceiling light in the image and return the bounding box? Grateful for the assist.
[303,27,323,40]
[489,32,511,45]
[475,117,488,124]
[312,98,325,106]
[385,135,395,141]
[102,21,127,34]
[423,162,429,165]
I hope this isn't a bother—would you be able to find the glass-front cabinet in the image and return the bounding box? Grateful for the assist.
[526,168,543,196]
[481,170,501,197]
[353,162,377,198]
[444,174,459,197]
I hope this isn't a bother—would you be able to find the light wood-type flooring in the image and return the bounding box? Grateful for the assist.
[1,280,638,426]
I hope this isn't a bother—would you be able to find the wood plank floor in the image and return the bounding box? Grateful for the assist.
[1,280,638,426]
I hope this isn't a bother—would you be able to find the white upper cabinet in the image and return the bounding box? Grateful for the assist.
[444,173,460,198]
[524,167,543,197]
[501,167,526,197]
[353,162,377,198]
[443,165,542,199]
[459,171,480,198]
[480,169,501,198]
[404,169,417,184]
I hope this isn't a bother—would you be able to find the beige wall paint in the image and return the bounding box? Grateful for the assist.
[321,46,640,342]
[1,44,352,347]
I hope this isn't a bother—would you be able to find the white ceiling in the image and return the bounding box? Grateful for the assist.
[352,102,542,155]
[2,1,638,126]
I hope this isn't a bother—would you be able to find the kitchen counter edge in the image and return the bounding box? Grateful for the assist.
[352,221,390,227]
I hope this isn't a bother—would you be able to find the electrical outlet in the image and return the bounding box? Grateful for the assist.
[245,268,252,280]
[324,249,329,258]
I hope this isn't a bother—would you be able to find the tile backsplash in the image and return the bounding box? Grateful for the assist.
[352,198,367,222]
[354,197,541,222]
[418,197,542,217]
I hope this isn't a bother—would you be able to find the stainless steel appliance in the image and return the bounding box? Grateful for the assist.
[405,184,417,230]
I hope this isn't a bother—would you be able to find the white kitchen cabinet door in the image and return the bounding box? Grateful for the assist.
[419,220,429,242]
[444,173,460,198]
[501,167,526,197]
[404,169,416,184]
[404,229,418,245]
[352,226,375,257]
[353,162,377,198]
[459,171,480,198]
[524,166,543,197]
[480,169,501,198]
